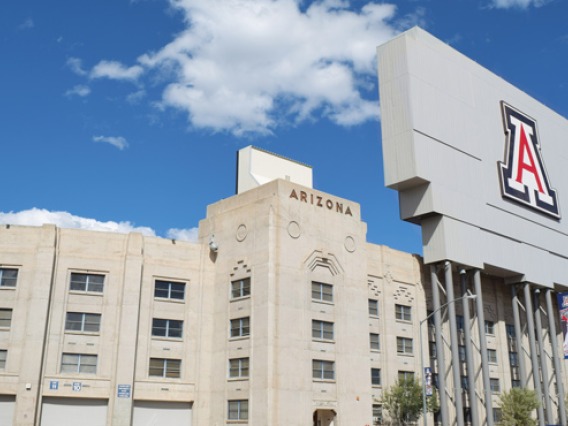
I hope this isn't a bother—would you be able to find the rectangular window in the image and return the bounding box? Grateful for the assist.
[230,317,250,338]
[0,350,6,369]
[368,299,379,316]
[60,353,97,374]
[395,304,412,321]
[231,278,251,299]
[148,358,181,378]
[458,345,466,362]
[229,357,249,379]
[490,378,500,393]
[371,368,381,386]
[154,280,185,300]
[396,337,413,355]
[485,320,495,335]
[509,351,519,367]
[493,408,502,423]
[65,312,101,333]
[0,309,12,328]
[461,375,469,390]
[506,324,515,338]
[512,379,521,388]
[398,371,414,382]
[70,273,104,293]
[372,404,383,425]
[0,268,18,288]
[312,359,335,380]
[429,342,437,358]
[311,282,333,303]
[456,315,464,331]
[152,318,183,338]
[488,349,498,364]
[312,320,334,341]
[370,333,380,351]
[228,400,248,421]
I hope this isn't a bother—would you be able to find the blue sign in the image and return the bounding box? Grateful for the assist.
[49,380,59,390]
[117,384,131,398]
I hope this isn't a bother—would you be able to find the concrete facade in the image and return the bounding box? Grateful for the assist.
[0,179,566,425]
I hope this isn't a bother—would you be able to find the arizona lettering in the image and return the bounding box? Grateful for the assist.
[290,189,353,216]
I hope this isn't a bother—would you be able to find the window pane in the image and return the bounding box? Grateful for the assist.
[0,268,18,287]
[83,314,101,332]
[70,273,104,293]
[168,320,183,338]
[86,275,104,292]
[0,350,7,369]
[169,282,185,300]
[368,299,379,316]
[70,273,87,291]
[149,358,164,376]
[371,368,381,385]
[165,359,181,378]
[312,282,333,302]
[79,355,97,374]
[0,309,12,328]
[152,319,168,336]
[370,333,380,350]
[65,313,84,331]
[154,281,169,298]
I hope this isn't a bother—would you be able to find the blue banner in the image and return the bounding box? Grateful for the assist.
[557,292,568,359]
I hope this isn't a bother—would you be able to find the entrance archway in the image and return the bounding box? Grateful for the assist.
[313,409,336,426]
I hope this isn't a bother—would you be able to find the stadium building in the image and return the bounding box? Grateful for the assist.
[1,29,568,426]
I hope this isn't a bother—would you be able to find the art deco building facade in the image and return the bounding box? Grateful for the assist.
[0,177,566,425]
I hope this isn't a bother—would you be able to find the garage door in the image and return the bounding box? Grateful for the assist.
[0,395,16,425]
[133,401,193,426]
[41,398,108,426]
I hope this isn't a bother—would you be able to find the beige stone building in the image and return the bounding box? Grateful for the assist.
[0,151,566,425]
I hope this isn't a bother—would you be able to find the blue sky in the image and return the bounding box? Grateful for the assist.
[1,0,566,255]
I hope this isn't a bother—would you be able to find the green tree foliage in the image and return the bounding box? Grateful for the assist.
[383,378,430,425]
[498,388,539,426]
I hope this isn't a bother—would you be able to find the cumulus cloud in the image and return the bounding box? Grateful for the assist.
[0,209,199,243]
[0,209,156,236]
[166,227,199,242]
[92,135,129,150]
[82,0,405,136]
[488,0,550,8]
[65,85,91,97]
[67,57,88,76]
[18,18,34,30]
[90,60,144,81]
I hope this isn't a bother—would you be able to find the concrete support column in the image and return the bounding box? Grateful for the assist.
[473,270,493,426]
[431,265,449,426]
[460,270,478,426]
[444,261,464,426]
[523,283,545,426]
[533,290,552,424]
[511,285,527,386]
[545,289,567,426]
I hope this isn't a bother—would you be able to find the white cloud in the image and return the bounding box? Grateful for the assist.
[90,0,404,135]
[0,209,156,236]
[65,85,91,97]
[18,18,34,30]
[92,135,129,150]
[488,0,550,8]
[90,60,144,81]
[67,57,88,76]
[0,209,200,243]
[166,227,199,242]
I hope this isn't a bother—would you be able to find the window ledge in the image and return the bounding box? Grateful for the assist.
[151,336,184,342]
[311,300,334,306]
[312,379,336,383]
[64,331,101,336]
[227,377,249,382]
[69,291,104,297]
[230,296,251,303]
[312,338,335,344]
[397,353,414,357]
[229,336,250,342]
[154,297,186,304]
